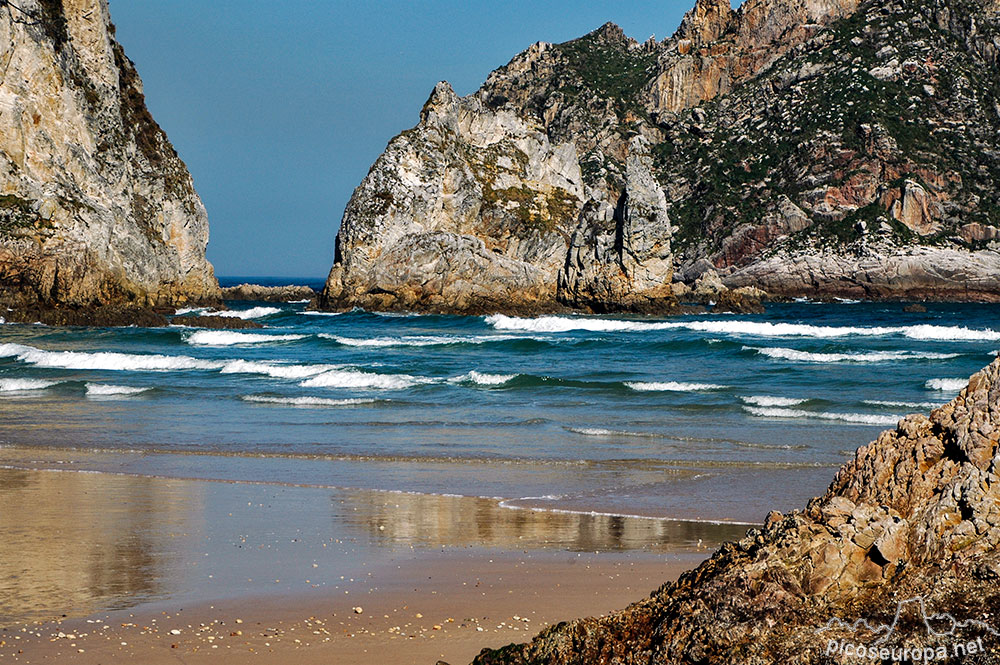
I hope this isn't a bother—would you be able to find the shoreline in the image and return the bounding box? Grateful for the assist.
[0,463,738,665]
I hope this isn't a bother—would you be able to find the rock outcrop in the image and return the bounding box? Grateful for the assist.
[0,0,219,311]
[472,358,1000,664]
[220,283,315,302]
[322,0,1000,313]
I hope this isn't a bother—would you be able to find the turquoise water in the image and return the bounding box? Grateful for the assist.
[1,294,998,523]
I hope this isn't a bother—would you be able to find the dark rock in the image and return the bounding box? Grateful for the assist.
[903,303,928,313]
[221,284,316,302]
[2,305,168,328]
[171,316,264,330]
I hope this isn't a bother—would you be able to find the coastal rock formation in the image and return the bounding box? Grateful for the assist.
[220,283,316,302]
[322,0,1000,312]
[0,0,218,310]
[472,358,1000,664]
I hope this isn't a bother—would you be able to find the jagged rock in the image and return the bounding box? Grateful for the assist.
[220,284,315,302]
[473,358,1000,664]
[558,136,677,313]
[692,268,726,297]
[0,0,218,310]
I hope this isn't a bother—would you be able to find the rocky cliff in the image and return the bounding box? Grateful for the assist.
[472,358,1000,664]
[0,0,218,310]
[321,0,1000,312]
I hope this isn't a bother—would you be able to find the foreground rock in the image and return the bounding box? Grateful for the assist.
[221,283,316,302]
[0,0,219,311]
[322,0,1000,313]
[473,358,1000,664]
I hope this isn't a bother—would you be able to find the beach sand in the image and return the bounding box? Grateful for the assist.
[0,465,747,664]
[0,551,703,664]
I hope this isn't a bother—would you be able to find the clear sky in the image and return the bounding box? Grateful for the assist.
[109,1,699,278]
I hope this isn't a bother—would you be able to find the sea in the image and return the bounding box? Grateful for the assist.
[1,279,998,621]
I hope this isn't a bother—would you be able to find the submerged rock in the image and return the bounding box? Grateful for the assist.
[0,0,219,311]
[473,358,1000,664]
[220,284,316,302]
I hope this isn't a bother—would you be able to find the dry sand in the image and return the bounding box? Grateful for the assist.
[0,550,705,665]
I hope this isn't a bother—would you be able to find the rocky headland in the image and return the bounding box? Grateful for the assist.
[0,0,219,320]
[471,357,1000,664]
[321,0,1000,314]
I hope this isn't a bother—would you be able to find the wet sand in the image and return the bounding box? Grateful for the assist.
[0,465,748,664]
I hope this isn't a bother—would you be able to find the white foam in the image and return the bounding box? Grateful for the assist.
[241,394,377,407]
[925,378,968,392]
[300,370,433,390]
[0,343,221,372]
[0,378,59,392]
[85,384,151,396]
[864,399,946,410]
[219,359,338,380]
[450,371,516,386]
[486,315,1000,340]
[744,406,901,426]
[212,306,282,319]
[566,427,660,438]
[174,307,209,316]
[748,346,959,363]
[625,381,726,392]
[300,311,344,317]
[186,330,307,346]
[740,395,808,407]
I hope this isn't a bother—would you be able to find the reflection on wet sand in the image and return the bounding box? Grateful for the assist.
[341,491,750,552]
[0,465,746,627]
[0,469,199,625]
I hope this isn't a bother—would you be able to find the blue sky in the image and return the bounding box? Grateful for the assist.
[110,1,699,278]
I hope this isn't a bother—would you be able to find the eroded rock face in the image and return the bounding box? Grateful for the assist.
[323,0,1000,313]
[320,82,584,314]
[559,136,675,312]
[0,0,218,309]
[473,358,1000,664]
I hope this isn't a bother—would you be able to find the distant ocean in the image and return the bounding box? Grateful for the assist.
[2,284,998,524]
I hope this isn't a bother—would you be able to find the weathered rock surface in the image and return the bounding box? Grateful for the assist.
[0,0,219,311]
[472,358,1000,664]
[322,0,1000,313]
[220,283,315,302]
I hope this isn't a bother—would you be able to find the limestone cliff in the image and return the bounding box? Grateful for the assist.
[322,0,1000,312]
[473,357,1000,664]
[0,0,218,309]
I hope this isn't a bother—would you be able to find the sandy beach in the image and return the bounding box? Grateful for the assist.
[0,464,730,665]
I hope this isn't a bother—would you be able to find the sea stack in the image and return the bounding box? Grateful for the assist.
[0,0,219,312]
[320,0,1000,314]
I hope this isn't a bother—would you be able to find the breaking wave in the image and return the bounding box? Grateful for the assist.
[625,381,727,392]
[747,347,959,363]
[743,406,902,426]
[186,330,308,346]
[241,394,378,407]
[925,378,968,392]
[486,315,1000,341]
[85,384,151,396]
[740,395,808,407]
